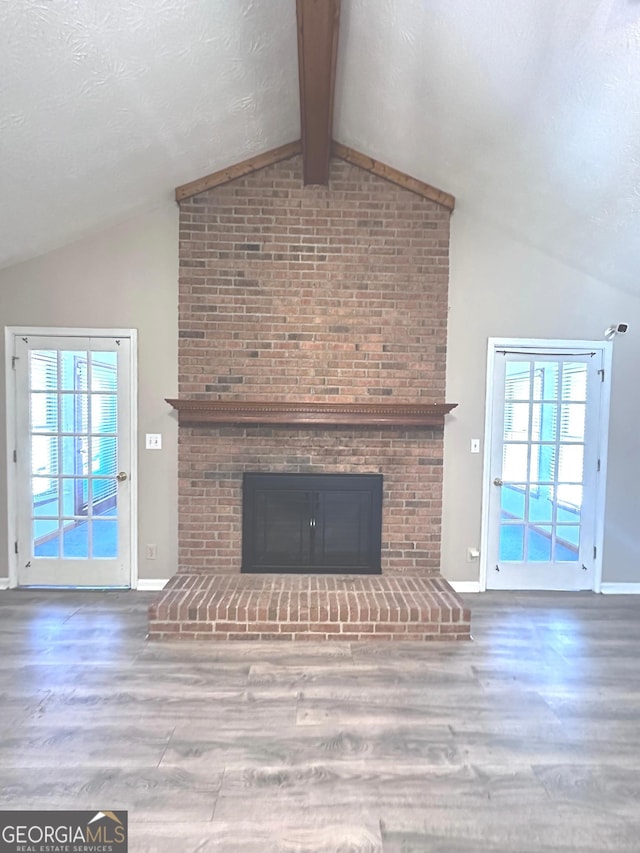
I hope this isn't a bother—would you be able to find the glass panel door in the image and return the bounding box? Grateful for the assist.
[487,350,602,590]
[15,335,131,587]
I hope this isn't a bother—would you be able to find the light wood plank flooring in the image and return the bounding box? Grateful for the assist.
[1,589,640,852]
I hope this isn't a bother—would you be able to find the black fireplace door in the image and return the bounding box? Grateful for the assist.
[242,473,382,574]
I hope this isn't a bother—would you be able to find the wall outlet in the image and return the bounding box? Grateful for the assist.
[145,433,162,450]
[146,544,157,560]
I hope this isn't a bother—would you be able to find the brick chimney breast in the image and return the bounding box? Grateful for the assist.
[176,154,451,578]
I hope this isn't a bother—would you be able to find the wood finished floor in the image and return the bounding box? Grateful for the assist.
[1,590,640,852]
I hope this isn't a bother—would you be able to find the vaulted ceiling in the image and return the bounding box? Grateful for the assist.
[1,0,639,293]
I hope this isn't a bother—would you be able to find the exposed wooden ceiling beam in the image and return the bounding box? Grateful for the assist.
[175,140,302,202]
[333,142,456,211]
[296,0,341,185]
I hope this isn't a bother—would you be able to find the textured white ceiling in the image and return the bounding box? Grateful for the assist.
[0,0,300,269]
[335,0,640,292]
[1,0,639,293]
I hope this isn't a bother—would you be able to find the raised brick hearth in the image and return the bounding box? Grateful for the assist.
[149,151,470,641]
[148,574,471,641]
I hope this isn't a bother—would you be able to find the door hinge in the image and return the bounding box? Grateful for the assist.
[13,449,17,463]
[14,541,18,554]
[11,356,18,369]
[593,545,597,559]
[598,368,605,382]
[597,458,600,472]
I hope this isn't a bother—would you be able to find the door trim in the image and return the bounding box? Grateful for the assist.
[479,338,612,593]
[4,327,138,589]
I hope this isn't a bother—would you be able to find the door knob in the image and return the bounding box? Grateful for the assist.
[493,477,503,486]
[116,471,128,482]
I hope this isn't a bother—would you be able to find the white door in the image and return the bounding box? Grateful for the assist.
[11,333,133,587]
[484,343,609,590]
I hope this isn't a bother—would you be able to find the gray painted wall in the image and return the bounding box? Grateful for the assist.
[0,203,179,583]
[443,202,639,585]
[0,196,637,587]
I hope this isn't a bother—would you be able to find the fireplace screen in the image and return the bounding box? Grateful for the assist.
[242,473,383,574]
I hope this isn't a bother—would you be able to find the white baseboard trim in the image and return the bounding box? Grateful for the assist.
[136,579,168,592]
[600,583,640,595]
[448,581,482,593]
[1,578,168,591]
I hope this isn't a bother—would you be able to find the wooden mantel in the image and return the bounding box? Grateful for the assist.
[166,399,458,428]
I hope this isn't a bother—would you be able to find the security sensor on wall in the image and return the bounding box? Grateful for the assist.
[604,323,629,340]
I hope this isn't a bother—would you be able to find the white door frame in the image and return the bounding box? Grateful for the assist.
[479,338,612,592]
[4,327,138,589]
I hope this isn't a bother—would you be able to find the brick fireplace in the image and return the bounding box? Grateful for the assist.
[148,152,470,640]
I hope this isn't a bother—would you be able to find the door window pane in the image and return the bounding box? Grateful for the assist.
[558,445,584,483]
[91,436,117,476]
[503,444,528,481]
[34,521,60,557]
[499,524,524,561]
[61,436,88,476]
[505,362,531,399]
[61,394,88,433]
[31,436,58,476]
[61,478,88,516]
[91,352,117,391]
[532,444,556,483]
[557,484,582,517]
[60,352,87,391]
[533,362,558,401]
[92,479,117,515]
[94,490,118,518]
[527,525,552,561]
[560,404,586,442]
[504,403,530,440]
[555,527,580,561]
[30,351,58,391]
[531,404,558,442]
[562,363,587,401]
[33,481,59,517]
[92,520,118,558]
[501,485,524,521]
[63,521,89,558]
[31,393,58,432]
[92,394,117,434]
[528,485,554,522]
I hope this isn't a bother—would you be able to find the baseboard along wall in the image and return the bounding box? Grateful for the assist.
[449,581,482,593]
[136,579,169,592]
[599,583,640,595]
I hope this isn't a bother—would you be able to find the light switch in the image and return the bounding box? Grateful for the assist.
[470,438,480,454]
[145,433,162,450]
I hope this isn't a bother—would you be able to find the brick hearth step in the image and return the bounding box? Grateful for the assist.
[147,574,471,641]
